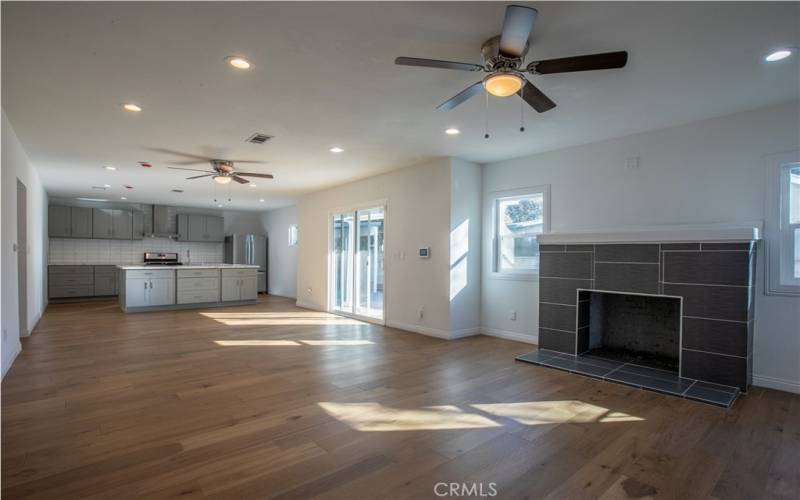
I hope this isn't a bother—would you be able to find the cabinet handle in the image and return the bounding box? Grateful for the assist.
[144,282,147,290]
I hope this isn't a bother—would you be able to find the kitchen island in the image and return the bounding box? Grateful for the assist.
[117,264,260,313]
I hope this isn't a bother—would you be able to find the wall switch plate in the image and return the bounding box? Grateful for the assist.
[418,307,424,319]
[307,287,312,295]
[626,156,640,169]
[510,311,517,321]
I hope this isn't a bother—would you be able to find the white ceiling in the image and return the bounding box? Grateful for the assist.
[2,2,798,211]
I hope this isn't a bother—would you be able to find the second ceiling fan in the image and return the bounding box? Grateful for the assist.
[395,5,628,112]
[154,148,274,185]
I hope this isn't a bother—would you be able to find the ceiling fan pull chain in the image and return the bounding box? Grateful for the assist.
[520,85,525,132]
[484,91,490,139]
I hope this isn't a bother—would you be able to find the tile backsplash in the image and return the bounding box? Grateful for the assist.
[49,238,223,265]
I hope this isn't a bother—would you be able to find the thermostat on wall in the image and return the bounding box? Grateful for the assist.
[419,247,430,258]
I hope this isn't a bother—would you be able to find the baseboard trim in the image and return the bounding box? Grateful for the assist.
[480,327,538,345]
[295,300,320,310]
[385,320,454,340]
[753,374,800,394]
[2,341,22,379]
[450,327,481,339]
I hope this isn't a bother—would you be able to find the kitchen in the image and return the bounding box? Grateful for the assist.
[47,200,268,312]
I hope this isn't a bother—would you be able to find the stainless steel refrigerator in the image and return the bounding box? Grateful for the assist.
[224,234,268,293]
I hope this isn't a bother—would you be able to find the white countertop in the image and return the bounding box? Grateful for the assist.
[117,264,260,270]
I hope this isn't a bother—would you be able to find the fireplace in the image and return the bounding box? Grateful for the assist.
[516,227,759,407]
[580,290,681,372]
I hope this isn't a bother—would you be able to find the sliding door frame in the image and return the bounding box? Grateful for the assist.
[327,199,388,326]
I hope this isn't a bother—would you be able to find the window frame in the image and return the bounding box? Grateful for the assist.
[765,149,800,295]
[489,185,550,281]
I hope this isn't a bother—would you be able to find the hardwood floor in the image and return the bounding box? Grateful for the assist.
[2,296,798,499]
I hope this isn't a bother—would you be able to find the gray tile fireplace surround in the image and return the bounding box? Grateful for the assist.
[516,241,757,407]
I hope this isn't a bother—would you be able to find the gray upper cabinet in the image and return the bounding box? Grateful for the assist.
[48,205,72,238]
[70,207,93,238]
[178,214,225,242]
[112,210,132,239]
[92,209,114,239]
[206,216,224,242]
[132,211,144,240]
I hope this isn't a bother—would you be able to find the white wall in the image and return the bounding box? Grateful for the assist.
[296,158,453,336]
[449,159,482,336]
[481,101,800,392]
[260,205,298,298]
[2,110,48,378]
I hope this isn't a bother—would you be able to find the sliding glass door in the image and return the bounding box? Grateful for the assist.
[331,206,385,321]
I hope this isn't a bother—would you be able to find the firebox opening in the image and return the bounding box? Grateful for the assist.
[580,290,681,372]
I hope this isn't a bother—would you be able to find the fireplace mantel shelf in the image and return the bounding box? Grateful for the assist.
[537,224,761,245]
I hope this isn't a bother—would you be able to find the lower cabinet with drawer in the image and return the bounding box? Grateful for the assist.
[177,271,220,304]
[49,266,94,299]
[94,266,119,296]
[221,268,258,302]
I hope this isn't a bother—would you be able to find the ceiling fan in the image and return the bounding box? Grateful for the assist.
[155,148,274,185]
[395,5,628,113]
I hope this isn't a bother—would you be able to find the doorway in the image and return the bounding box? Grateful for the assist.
[330,205,385,321]
[16,179,28,337]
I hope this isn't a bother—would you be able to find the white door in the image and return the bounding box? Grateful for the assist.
[148,278,174,306]
[221,277,240,301]
[126,278,149,308]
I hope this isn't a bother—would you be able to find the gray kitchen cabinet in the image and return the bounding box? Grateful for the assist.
[125,278,149,307]
[48,205,72,238]
[221,277,240,301]
[206,216,225,242]
[93,209,114,239]
[148,277,175,306]
[49,265,94,298]
[70,207,93,238]
[187,215,206,242]
[112,210,132,239]
[221,272,257,302]
[94,266,118,296]
[131,211,144,240]
[123,272,175,308]
[240,276,258,300]
[178,214,226,242]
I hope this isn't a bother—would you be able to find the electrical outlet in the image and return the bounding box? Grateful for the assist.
[510,310,517,321]
[306,287,312,295]
[418,307,424,319]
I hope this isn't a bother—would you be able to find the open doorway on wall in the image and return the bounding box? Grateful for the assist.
[16,179,28,337]
[330,205,385,322]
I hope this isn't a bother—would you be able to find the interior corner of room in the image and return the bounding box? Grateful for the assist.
[1,2,798,497]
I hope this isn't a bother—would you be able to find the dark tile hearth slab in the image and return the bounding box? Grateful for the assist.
[516,349,739,408]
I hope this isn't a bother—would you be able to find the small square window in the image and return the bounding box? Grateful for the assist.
[492,187,549,277]
[288,224,298,246]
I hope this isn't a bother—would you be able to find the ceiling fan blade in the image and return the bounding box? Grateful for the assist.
[231,175,250,184]
[499,5,538,58]
[395,57,484,72]
[236,172,274,179]
[528,51,629,74]
[186,174,214,180]
[146,147,213,161]
[227,160,269,165]
[436,81,484,111]
[168,167,216,173]
[518,80,556,113]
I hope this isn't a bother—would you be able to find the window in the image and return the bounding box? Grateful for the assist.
[492,186,549,277]
[288,224,298,246]
[765,150,800,295]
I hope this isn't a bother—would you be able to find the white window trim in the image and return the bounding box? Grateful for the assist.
[489,185,550,281]
[288,224,298,247]
[764,149,800,296]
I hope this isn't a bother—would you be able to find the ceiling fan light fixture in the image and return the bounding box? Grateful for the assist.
[483,73,523,97]
[213,175,232,185]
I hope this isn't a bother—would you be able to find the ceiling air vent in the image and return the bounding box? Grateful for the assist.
[171,189,184,193]
[246,133,273,145]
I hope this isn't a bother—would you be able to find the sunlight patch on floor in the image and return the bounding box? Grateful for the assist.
[317,402,501,431]
[470,401,644,425]
[214,339,375,347]
[318,400,644,432]
[201,311,368,326]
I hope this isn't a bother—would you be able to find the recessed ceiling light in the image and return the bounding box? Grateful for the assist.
[217,204,223,208]
[103,184,111,188]
[445,128,460,135]
[765,49,793,62]
[122,103,142,112]
[227,56,252,70]
[259,198,265,202]
[120,196,127,200]
[76,197,108,202]
[329,146,344,153]
[103,165,117,171]
[249,184,257,188]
